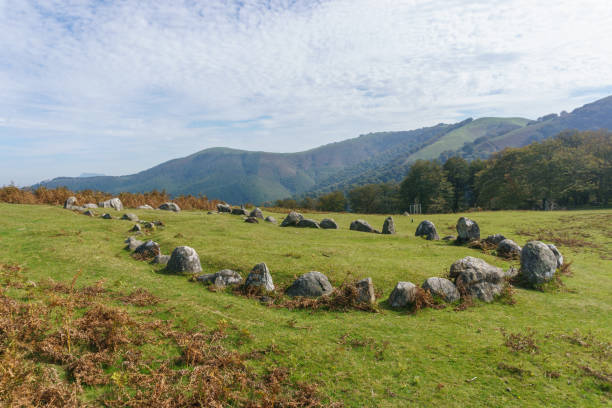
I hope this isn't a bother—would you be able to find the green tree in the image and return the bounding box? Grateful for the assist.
[400,160,453,213]
[316,191,347,212]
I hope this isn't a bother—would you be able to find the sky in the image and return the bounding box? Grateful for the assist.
[2,0,612,186]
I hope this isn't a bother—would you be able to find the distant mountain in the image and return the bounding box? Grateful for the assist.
[79,173,106,178]
[35,95,612,204]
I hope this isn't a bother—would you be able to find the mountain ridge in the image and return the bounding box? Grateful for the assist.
[36,95,612,204]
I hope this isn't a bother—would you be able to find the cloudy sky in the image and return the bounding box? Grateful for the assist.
[2,0,612,186]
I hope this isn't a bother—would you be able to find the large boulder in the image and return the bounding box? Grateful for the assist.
[355,277,376,304]
[99,198,123,211]
[520,241,557,285]
[280,211,304,227]
[456,217,480,243]
[415,220,439,240]
[249,207,264,219]
[167,246,202,274]
[265,216,277,224]
[497,239,522,258]
[159,202,180,212]
[547,244,563,268]
[484,234,506,246]
[231,208,249,216]
[217,203,232,213]
[121,213,139,222]
[387,281,417,308]
[197,269,243,288]
[64,196,78,209]
[320,218,339,229]
[382,217,396,235]
[350,220,377,233]
[297,219,320,229]
[422,277,460,302]
[125,236,144,251]
[449,256,505,302]
[285,271,333,298]
[134,240,160,259]
[244,263,275,292]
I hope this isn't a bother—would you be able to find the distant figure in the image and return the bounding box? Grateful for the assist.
[411,218,414,223]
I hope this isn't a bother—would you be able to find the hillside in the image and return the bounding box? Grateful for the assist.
[36,96,612,204]
[1,204,611,406]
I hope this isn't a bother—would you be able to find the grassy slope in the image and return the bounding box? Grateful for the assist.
[408,117,531,161]
[0,204,610,407]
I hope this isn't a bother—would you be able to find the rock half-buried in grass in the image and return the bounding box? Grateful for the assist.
[421,277,460,303]
[388,281,417,308]
[197,269,243,288]
[285,271,333,298]
[244,263,275,292]
[449,256,505,302]
[415,220,439,240]
[520,241,557,285]
[167,246,202,274]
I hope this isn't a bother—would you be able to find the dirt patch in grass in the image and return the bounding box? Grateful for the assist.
[118,288,162,307]
[501,328,539,354]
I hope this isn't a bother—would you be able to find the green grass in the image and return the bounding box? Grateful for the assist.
[1,203,611,407]
[408,117,530,161]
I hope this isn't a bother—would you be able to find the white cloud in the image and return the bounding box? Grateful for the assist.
[1,0,612,185]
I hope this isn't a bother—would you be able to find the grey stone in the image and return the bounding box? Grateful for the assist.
[231,207,249,216]
[197,269,243,288]
[497,239,522,258]
[83,209,96,217]
[422,277,460,302]
[265,216,277,224]
[388,281,417,308]
[101,213,113,219]
[217,203,232,213]
[547,244,563,268]
[285,271,333,298]
[355,277,376,304]
[520,241,557,285]
[456,217,480,243]
[158,202,181,212]
[280,211,304,227]
[125,236,144,251]
[99,198,123,211]
[134,240,160,258]
[152,254,170,265]
[167,246,202,274]
[152,220,164,227]
[244,263,275,292]
[131,224,142,232]
[320,218,339,229]
[297,219,320,228]
[64,196,78,209]
[350,219,376,233]
[142,221,156,229]
[449,256,505,302]
[442,235,456,241]
[249,207,264,219]
[484,234,506,246]
[244,217,259,224]
[83,203,98,209]
[415,220,439,240]
[382,217,396,234]
[138,204,154,210]
[121,213,139,222]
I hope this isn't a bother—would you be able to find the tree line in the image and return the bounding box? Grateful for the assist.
[274,130,611,213]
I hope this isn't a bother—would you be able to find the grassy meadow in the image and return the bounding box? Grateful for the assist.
[0,203,611,407]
